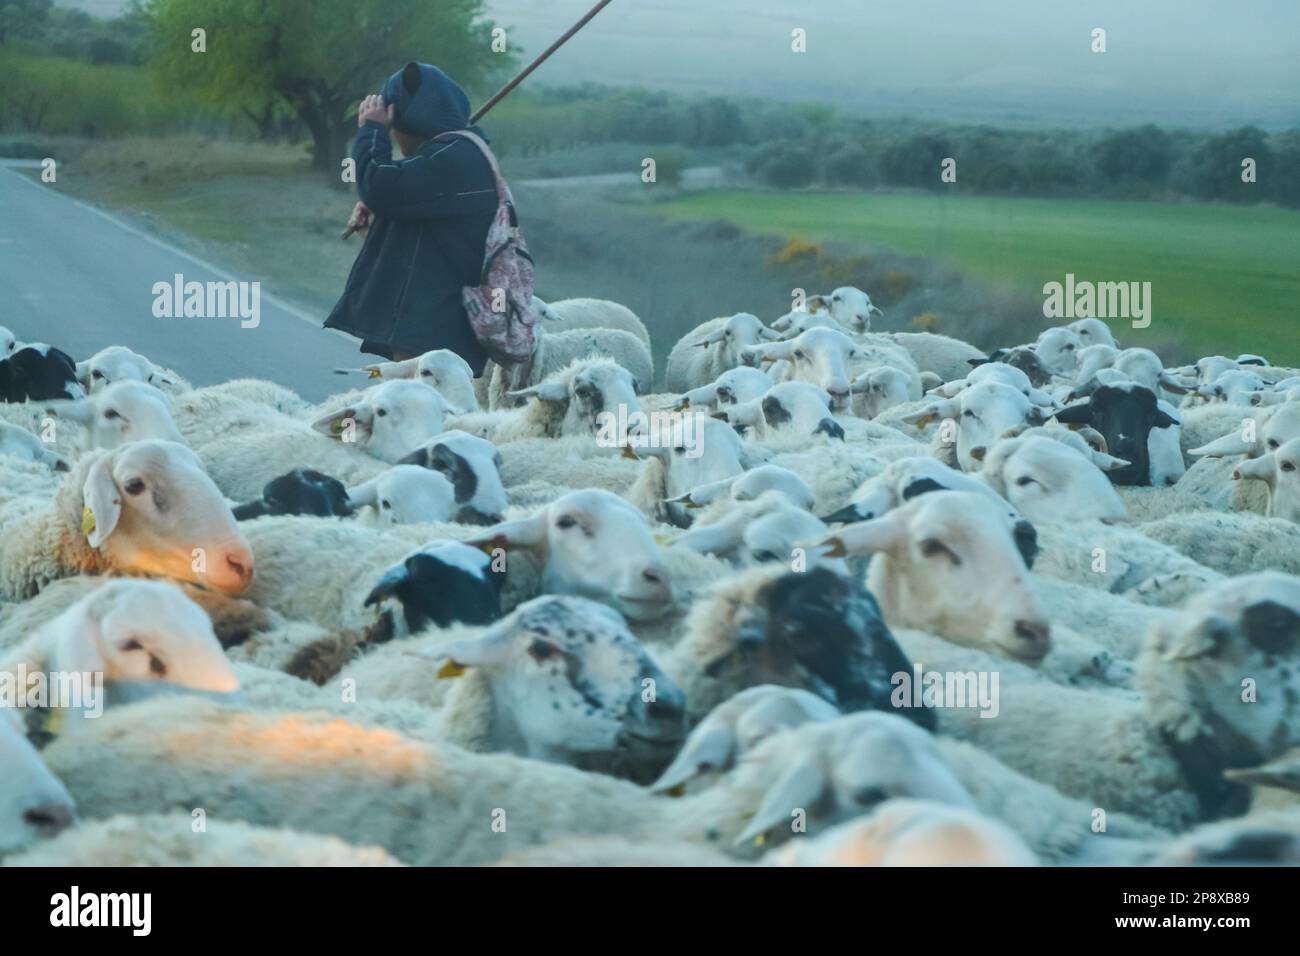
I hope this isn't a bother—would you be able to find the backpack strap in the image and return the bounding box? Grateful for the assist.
[434,130,511,206]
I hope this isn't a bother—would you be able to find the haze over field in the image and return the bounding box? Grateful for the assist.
[60,0,1299,127]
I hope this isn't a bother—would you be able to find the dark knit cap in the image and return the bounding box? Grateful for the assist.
[382,62,471,138]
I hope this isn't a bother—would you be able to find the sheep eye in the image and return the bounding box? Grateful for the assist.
[527,640,562,662]
[920,538,961,565]
[104,409,121,420]
[1015,476,1037,487]
[119,639,144,652]
[794,350,806,360]
[1283,462,1297,473]
[832,295,841,303]
[124,478,146,495]
[962,409,976,418]
[420,370,432,377]
[149,655,167,677]
[555,515,578,530]
[92,370,104,380]
[753,550,779,563]
[381,500,391,509]
[1064,344,1075,351]
[854,786,886,806]
[376,408,388,417]
[1268,440,1280,449]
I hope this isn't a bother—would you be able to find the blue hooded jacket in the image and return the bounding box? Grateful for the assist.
[325,63,499,372]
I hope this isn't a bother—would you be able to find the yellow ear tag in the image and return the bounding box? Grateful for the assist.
[754,832,768,848]
[330,419,346,435]
[81,506,96,537]
[665,783,687,798]
[437,660,467,679]
[367,368,383,379]
[621,446,640,460]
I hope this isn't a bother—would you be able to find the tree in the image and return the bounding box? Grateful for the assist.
[1095,125,1173,188]
[145,0,509,173]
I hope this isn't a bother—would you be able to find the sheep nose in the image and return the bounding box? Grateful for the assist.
[226,554,254,585]
[969,446,988,462]
[24,801,74,834]
[1013,620,1051,659]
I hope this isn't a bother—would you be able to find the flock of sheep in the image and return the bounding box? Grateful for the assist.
[1,288,1300,867]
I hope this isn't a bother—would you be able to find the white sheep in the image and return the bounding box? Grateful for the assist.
[35,692,1158,864]
[929,572,1300,832]
[665,313,779,394]
[1138,511,1300,578]
[5,813,402,866]
[670,490,843,572]
[0,422,67,472]
[488,327,653,411]
[764,799,1038,866]
[676,366,773,411]
[806,490,1052,662]
[0,579,242,735]
[624,414,755,527]
[346,465,456,526]
[45,380,185,450]
[1233,437,1300,522]
[1068,317,1119,350]
[536,297,651,346]
[75,345,187,394]
[0,441,254,600]
[979,434,1129,525]
[332,349,479,412]
[884,331,988,384]
[903,381,1048,472]
[0,705,76,854]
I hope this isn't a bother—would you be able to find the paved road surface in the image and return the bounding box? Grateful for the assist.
[0,165,366,402]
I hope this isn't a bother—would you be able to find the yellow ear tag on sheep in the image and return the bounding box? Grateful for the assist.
[81,506,96,537]
[437,660,467,679]
[621,446,640,460]
[665,783,687,798]
[330,419,346,435]
[753,832,768,848]
[367,368,383,379]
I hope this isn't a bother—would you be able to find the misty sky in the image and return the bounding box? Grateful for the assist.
[60,0,1300,127]
[484,0,1300,127]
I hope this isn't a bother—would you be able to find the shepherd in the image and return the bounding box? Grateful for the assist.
[325,62,500,372]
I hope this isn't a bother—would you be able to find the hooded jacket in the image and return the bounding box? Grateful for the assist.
[325,63,498,373]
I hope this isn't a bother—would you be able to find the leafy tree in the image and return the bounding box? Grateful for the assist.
[1096,125,1173,186]
[1182,126,1273,202]
[145,0,509,172]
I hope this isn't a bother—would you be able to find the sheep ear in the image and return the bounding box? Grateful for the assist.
[74,360,91,389]
[806,295,830,312]
[1052,402,1093,425]
[312,403,374,441]
[676,475,737,508]
[815,509,908,558]
[346,477,380,508]
[1158,372,1191,395]
[1093,452,1132,473]
[51,601,108,675]
[82,454,122,549]
[918,371,944,392]
[414,631,511,678]
[734,757,828,846]
[651,723,738,793]
[463,511,549,557]
[1025,406,1048,426]
[508,382,567,404]
[1162,617,1226,661]
[1233,455,1276,486]
[376,358,419,380]
[1225,757,1300,793]
[672,512,748,555]
[697,328,726,348]
[1190,431,1253,458]
[758,327,782,341]
[45,399,95,425]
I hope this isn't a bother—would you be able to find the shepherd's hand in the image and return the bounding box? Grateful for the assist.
[346,202,373,236]
[358,94,394,128]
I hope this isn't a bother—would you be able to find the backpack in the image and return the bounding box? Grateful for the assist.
[435,130,539,366]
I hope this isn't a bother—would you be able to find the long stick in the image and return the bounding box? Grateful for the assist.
[342,0,616,239]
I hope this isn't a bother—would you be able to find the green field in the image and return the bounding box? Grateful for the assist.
[655,191,1300,364]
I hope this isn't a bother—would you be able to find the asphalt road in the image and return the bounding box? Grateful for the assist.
[0,164,367,402]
